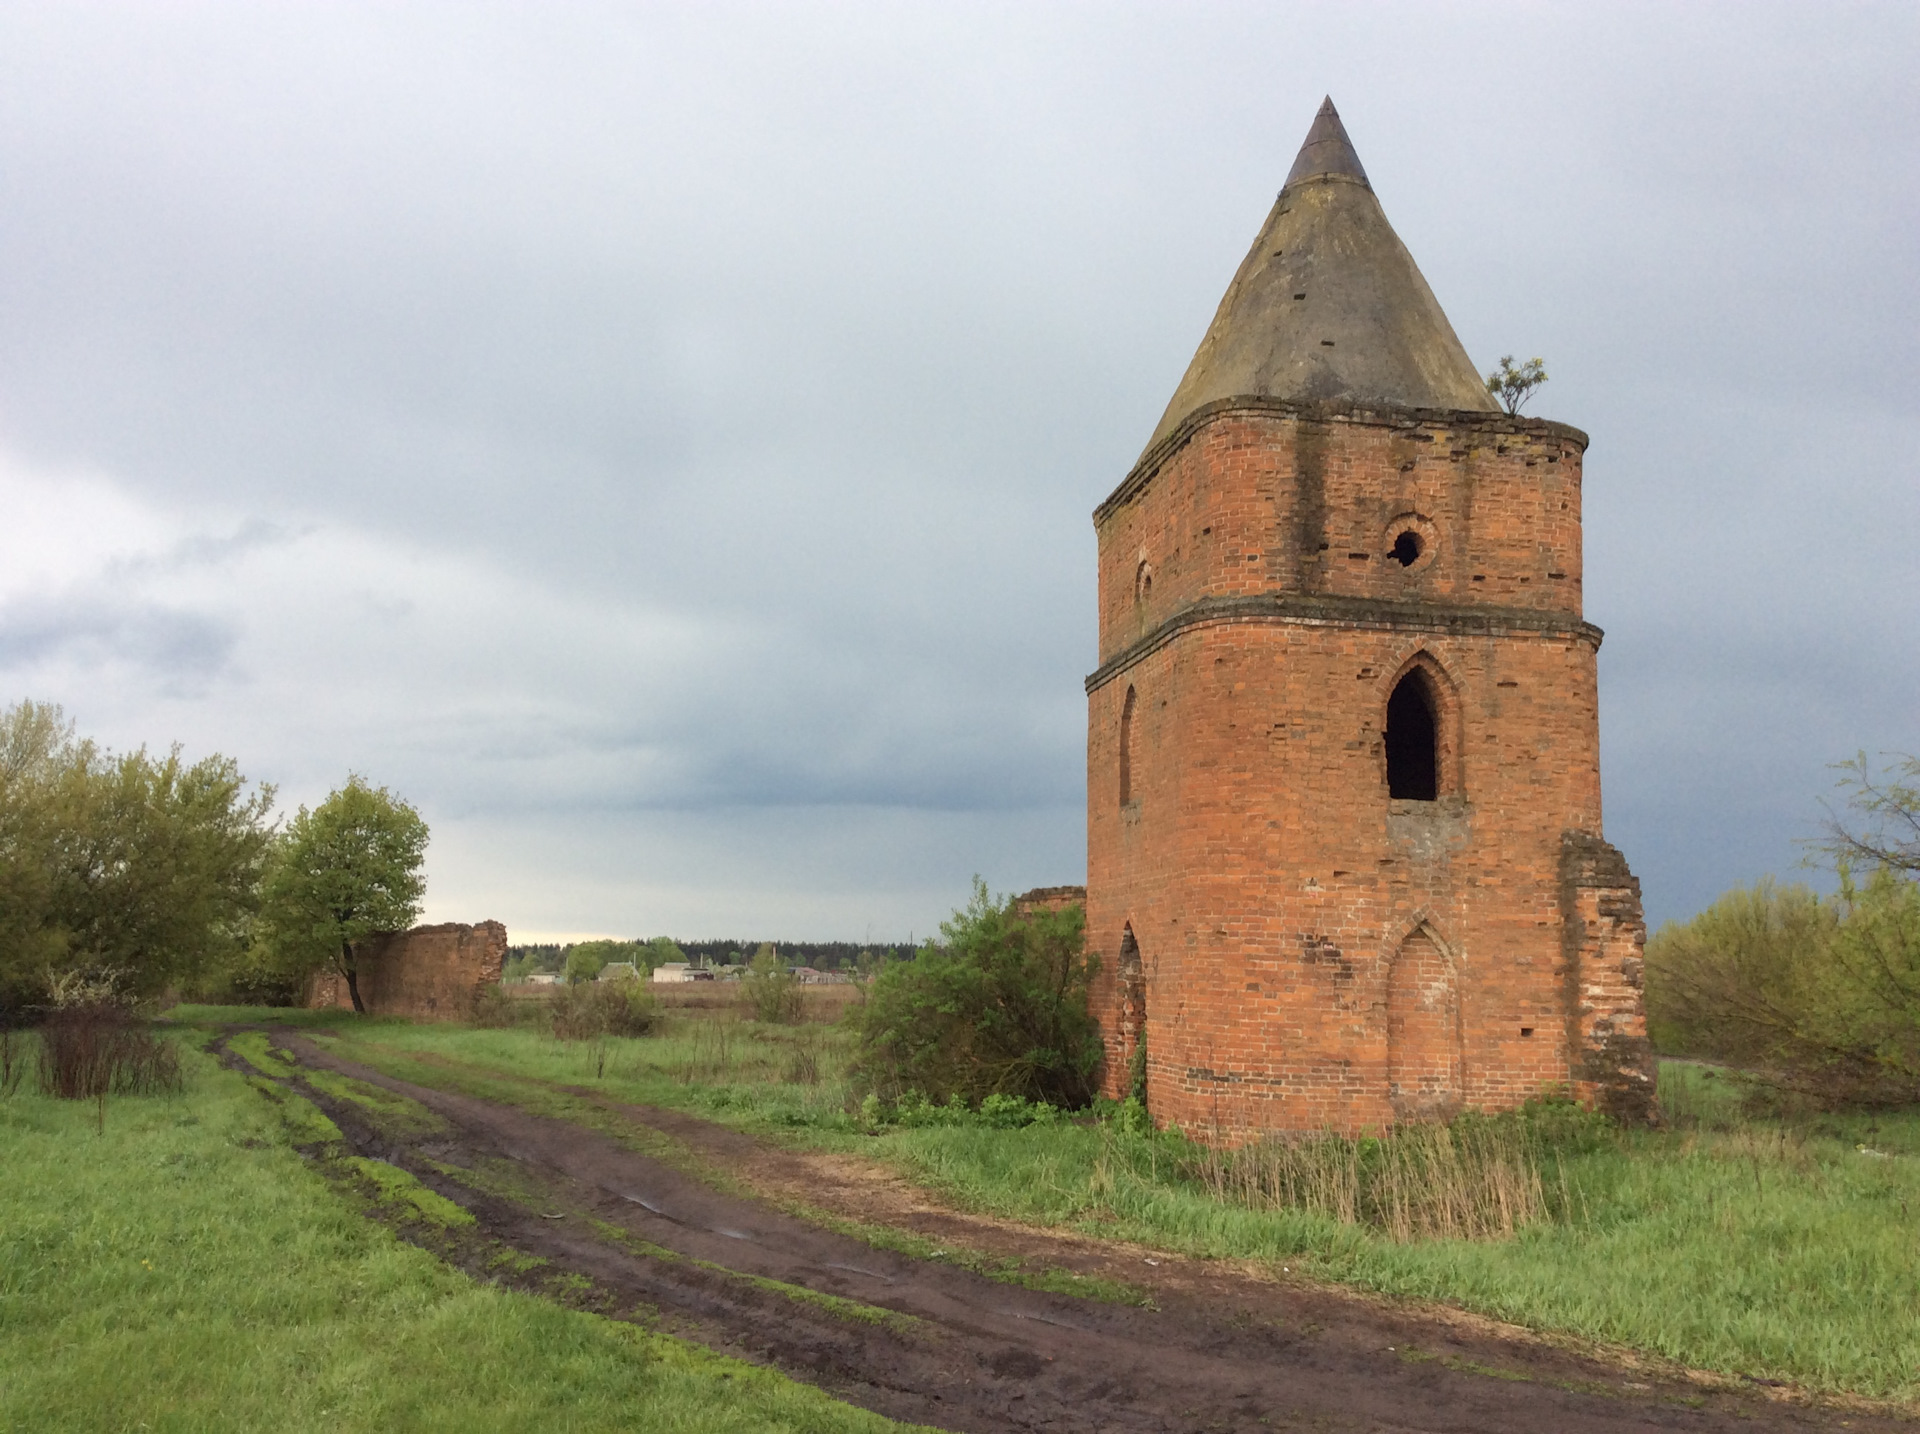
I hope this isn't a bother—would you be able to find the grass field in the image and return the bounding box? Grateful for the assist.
[0,1026,917,1433]
[185,1002,1920,1404]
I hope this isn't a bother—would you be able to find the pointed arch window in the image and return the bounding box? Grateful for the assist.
[1385,668,1439,801]
[1119,685,1137,807]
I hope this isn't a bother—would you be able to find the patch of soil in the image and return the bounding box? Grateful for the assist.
[235,1029,1913,1434]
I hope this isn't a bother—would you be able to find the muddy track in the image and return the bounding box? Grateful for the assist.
[226,1029,1911,1434]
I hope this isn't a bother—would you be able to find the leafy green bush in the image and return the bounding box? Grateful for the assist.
[847,879,1101,1109]
[857,1089,1060,1130]
[1646,869,1920,1107]
[1645,878,1834,1061]
[740,945,800,1024]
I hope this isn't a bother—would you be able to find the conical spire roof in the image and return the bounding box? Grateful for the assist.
[1284,95,1370,188]
[1144,97,1496,452]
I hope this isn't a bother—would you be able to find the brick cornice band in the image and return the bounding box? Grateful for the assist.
[1085,593,1604,694]
[1096,395,1591,525]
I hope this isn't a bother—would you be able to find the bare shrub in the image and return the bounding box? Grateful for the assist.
[550,980,655,1041]
[1,1029,25,1098]
[36,1001,182,1099]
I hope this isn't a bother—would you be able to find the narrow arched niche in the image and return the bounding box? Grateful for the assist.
[1385,668,1439,801]
[1119,685,1137,807]
[1386,925,1463,1121]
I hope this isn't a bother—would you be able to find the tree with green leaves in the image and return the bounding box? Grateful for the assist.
[0,700,275,1007]
[564,943,611,984]
[1485,355,1548,414]
[258,776,428,1014]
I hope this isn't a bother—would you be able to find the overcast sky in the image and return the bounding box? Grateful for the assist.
[1,3,1914,942]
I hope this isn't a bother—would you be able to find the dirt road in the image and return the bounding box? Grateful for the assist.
[230,1029,1909,1434]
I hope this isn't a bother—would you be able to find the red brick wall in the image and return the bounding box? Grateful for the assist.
[1086,399,1651,1138]
[307,920,508,1021]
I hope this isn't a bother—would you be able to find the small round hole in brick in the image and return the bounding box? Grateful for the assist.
[1390,530,1423,567]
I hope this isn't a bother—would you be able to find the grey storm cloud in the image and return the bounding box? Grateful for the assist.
[0,3,1914,938]
[0,597,235,690]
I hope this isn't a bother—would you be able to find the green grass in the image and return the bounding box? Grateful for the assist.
[172,1004,867,1134]
[0,1028,922,1433]
[871,1066,1920,1401]
[345,1155,476,1229]
[303,1066,456,1138]
[170,1007,1920,1403]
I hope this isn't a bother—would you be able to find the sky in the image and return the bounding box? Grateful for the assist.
[0,3,1914,942]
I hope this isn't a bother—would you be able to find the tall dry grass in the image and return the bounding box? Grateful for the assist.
[1182,1118,1556,1241]
[676,1017,740,1085]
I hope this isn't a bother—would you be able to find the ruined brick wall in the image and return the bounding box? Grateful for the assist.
[1086,399,1650,1137]
[307,920,508,1021]
[1560,834,1657,1123]
[1012,885,1087,919]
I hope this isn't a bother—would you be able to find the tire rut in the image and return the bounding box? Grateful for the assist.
[228,1028,1913,1434]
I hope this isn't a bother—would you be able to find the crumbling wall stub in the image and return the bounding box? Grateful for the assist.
[1011,886,1087,920]
[307,920,508,1020]
[1558,834,1658,1124]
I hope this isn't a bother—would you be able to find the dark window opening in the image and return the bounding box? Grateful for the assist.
[1390,530,1423,566]
[1520,1027,1535,1038]
[1385,670,1439,800]
[1119,685,1137,806]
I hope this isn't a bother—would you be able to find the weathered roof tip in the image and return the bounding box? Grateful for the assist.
[1283,96,1369,190]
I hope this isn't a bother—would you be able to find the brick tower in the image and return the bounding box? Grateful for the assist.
[1086,99,1654,1137]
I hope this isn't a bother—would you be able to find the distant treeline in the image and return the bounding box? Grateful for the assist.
[505,939,918,973]
[678,939,917,969]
